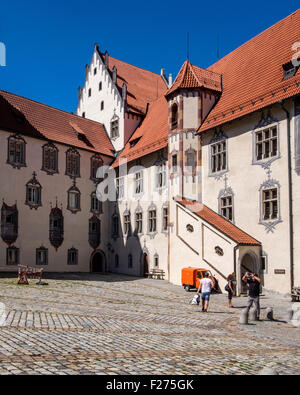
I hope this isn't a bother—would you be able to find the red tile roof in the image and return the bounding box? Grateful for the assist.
[102,51,167,115]
[0,90,114,157]
[112,95,168,168]
[199,9,300,132]
[166,60,222,97]
[178,199,261,246]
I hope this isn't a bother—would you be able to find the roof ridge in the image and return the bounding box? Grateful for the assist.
[109,55,162,78]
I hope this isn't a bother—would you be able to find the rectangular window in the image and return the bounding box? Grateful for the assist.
[36,248,48,266]
[149,210,157,233]
[124,214,131,235]
[263,188,278,220]
[27,187,40,205]
[135,212,143,234]
[134,171,143,195]
[68,249,78,265]
[172,154,178,173]
[116,177,124,200]
[255,126,278,161]
[220,196,233,221]
[163,207,168,231]
[68,192,80,210]
[91,194,102,214]
[156,163,167,188]
[111,120,119,139]
[7,247,19,265]
[211,141,227,173]
[112,216,119,237]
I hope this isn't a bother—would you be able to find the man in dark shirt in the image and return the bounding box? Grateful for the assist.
[242,272,261,320]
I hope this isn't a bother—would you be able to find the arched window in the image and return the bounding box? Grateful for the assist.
[171,103,178,130]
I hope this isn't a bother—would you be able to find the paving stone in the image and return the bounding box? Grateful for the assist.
[0,274,299,375]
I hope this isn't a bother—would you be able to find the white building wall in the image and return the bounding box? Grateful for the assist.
[76,50,126,152]
[201,104,294,294]
[0,130,110,272]
[104,150,169,277]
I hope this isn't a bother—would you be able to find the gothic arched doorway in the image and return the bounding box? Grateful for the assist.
[143,253,149,278]
[240,253,257,294]
[91,251,106,273]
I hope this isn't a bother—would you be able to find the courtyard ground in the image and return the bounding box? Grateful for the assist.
[0,273,299,375]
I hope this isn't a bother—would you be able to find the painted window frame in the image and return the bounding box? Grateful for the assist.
[42,142,58,175]
[67,184,81,214]
[65,148,81,179]
[7,134,26,169]
[259,179,282,233]
[25,173,42,210]
[90,154,103,182]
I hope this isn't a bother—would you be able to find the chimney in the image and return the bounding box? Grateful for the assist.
[168,74,173,87]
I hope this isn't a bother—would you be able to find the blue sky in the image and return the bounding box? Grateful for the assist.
[0,1,299,113]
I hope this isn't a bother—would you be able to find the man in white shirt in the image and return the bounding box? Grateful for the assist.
[197,272,214,312]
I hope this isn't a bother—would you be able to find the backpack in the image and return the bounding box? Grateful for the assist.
[225,283,230,292]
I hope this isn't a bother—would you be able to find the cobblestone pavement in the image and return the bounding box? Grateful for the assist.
[0,273,299,375]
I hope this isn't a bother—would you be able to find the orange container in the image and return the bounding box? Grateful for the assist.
[181,267,214,292]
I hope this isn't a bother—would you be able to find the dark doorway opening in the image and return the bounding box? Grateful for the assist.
[91,252,104,273]
[143,253,149,277]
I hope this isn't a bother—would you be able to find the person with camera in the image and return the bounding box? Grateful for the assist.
[242,271,261,320]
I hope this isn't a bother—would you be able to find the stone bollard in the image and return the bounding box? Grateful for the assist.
[249,308,259,321]
[259,367,279,375]
[239,308,249,325]
[266,307,274,321]
[291,309,300,328]
[287,309,294,321]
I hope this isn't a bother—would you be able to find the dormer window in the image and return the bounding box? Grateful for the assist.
[283,61,299,80]
[171,103,178,130]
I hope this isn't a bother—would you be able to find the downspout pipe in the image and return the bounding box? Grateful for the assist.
[280,101,294,292]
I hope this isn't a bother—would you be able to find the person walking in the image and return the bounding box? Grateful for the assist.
[225,274,235,308]
[197,272,214,312]
[242,272,261,320]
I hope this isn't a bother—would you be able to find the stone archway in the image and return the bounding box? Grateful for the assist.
[90,250,106,273]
